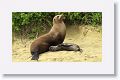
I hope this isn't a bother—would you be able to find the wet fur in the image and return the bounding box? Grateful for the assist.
[30,15,66,60]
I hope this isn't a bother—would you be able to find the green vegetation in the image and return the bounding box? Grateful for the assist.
[12,12,102,39]
[12,12,102,62]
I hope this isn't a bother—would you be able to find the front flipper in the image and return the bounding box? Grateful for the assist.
[31,52,39,61]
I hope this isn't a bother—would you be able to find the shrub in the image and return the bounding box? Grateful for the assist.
[12,12,102,39]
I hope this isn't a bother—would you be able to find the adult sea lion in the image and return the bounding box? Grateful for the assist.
[30,15,66,60]
[49,43,83,53]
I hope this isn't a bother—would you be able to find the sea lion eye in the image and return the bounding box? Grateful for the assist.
[57,15,59,18]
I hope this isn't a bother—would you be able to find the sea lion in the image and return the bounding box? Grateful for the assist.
[30,15,66,60]
[49,43,83,53]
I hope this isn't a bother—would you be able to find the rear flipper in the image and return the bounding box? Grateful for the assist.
[58,43,73,47]
[59,43,82,52]
[31,52,39,61]
[49,46,61,51]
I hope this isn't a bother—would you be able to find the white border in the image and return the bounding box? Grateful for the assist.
[0,0,114,74]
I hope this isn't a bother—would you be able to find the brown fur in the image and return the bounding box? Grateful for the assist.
[30,15,66,60]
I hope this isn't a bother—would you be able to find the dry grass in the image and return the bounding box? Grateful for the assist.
[12,25,102,62]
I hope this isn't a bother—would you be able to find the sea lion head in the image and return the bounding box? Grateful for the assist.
[53,15,65,24]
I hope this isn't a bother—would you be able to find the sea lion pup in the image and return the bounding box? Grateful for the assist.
[49,43,83,53]
[30,15,66,60]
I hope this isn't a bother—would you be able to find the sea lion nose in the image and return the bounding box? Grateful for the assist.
[59,14,65,20]
[61,15,65,19]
